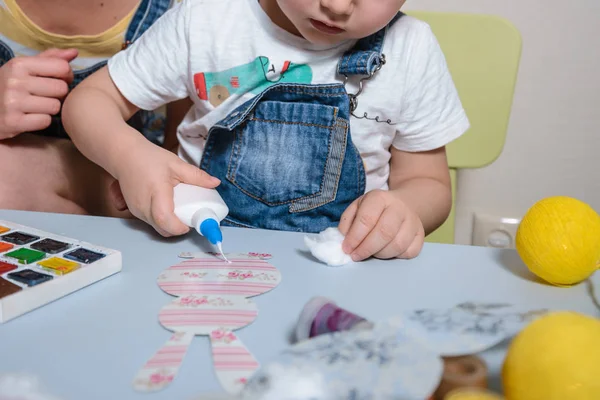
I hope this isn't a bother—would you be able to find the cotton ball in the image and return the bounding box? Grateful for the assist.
[0,374,60,400]
[242,363,333,400]
[304,227,353,266]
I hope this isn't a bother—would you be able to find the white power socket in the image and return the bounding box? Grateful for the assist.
[471,213,521,248]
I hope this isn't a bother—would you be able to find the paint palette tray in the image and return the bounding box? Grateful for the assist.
[0,220,121,323]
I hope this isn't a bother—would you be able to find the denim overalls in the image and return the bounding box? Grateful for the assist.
[200,13,403,233]
[0,0,172,143]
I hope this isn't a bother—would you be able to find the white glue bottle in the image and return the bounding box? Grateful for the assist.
[173,183,229,261]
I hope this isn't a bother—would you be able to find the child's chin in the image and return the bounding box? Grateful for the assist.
[304,32,347,46]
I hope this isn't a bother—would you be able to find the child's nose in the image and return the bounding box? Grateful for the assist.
[320,0,354,17]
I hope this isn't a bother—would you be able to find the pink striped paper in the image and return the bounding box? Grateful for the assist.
[158,254,281,298]
[134,253,281,394]
[210,330,260,393]
[132,331,194,392]
[159,295,258,333]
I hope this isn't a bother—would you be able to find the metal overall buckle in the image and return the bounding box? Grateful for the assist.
[343,54,386,115]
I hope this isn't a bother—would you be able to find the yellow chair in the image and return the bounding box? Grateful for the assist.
[405,11,523,244]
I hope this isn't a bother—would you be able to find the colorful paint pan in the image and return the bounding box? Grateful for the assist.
[7,269,53,287]
[0,261,17,275]
[64,248,105,264]
[0,277,22,299]
[38,257,80,275]
[30,238,71,254]
[5,248,46,264]
[0,242,14,253]
[1,231,39,245]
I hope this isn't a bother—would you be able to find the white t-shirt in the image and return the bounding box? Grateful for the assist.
[108,0,469,192]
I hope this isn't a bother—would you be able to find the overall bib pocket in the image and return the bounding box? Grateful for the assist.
[226,100,347,210]
[200,83,361,231]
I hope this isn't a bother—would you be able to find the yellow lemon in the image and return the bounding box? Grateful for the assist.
[444,388,504,400]
[515,196,600,286]
[502,311,600,400]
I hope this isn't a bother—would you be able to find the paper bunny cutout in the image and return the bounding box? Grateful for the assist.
[133,252,281,394]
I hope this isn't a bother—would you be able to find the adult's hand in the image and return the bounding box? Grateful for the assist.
[0,48,77,139]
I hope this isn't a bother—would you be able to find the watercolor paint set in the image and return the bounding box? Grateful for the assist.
[0,220,122,323]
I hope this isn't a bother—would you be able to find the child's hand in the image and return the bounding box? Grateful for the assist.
[338,190,425,261]
[0,48,77,139]
[112,141,220,237]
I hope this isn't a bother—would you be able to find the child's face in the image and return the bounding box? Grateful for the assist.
[269,0,406,46]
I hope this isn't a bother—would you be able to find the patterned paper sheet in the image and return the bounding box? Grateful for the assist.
[133,253,281,394]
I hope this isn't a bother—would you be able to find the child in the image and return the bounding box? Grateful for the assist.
[62,0,470,261]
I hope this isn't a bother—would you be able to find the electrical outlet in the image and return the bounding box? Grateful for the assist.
[472,213,521,248]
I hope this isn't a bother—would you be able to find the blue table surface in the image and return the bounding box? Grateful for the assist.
[0,209,598,400]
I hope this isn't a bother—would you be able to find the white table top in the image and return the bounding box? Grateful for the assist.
[0,209,598,400]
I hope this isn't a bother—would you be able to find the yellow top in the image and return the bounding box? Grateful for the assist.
[0,0,138,70]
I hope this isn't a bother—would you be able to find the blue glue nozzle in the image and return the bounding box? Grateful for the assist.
[199,218,223,245]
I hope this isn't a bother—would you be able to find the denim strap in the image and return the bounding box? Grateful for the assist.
[125,0,172,45]
[337,12,403,77]
[337,12,403,112]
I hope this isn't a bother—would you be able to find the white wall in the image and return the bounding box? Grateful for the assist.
[403,0,600,245]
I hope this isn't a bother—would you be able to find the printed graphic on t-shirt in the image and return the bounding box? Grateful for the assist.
[193,56,312,107]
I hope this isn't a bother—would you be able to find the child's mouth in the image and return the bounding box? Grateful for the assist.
[310,19,345,35]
